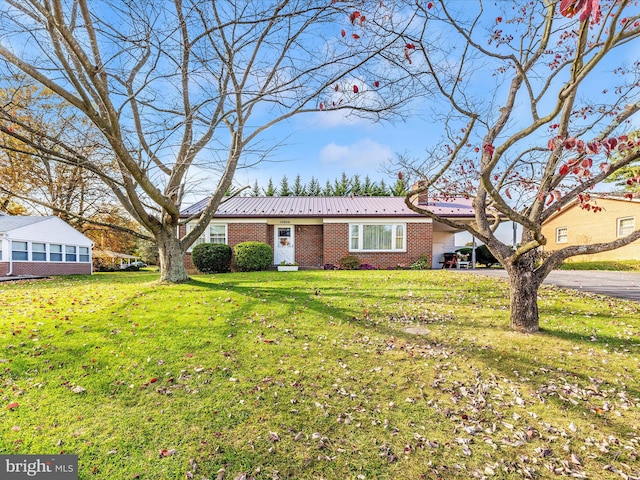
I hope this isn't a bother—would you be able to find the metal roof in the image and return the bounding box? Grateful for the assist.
[181,196,475,218]
[0,215,52,232]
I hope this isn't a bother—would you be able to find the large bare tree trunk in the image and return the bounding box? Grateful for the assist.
[156,229,188,283]
[505,255,541,333]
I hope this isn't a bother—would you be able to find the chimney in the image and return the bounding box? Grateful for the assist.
[412,180,429,205]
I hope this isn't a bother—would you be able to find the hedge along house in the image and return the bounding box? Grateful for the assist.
[179,196,475,270]
[0,214,93,276]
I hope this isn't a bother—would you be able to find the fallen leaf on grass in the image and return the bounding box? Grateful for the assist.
[159,449,176,457]
[6,402,19,410]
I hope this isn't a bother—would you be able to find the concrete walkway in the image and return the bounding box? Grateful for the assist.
[461,269,640,302]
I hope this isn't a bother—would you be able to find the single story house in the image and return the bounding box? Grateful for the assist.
[179,196,475,270]
[541,194,640,262]
[0,214,93,276]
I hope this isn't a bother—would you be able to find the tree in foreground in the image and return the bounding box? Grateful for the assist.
[389,0,640,332]
[0,0,409,282]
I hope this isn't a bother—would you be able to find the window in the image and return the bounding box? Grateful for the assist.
[349,223,406,252]
[186,223,206,251]
[79,247,90,262]
[12,241,28,261]
[65,245,77,262]
[209,224,227,244]
[618,216,635,237]
[556,227,568,244]
[32,243,47,261]
[50,244,63,262]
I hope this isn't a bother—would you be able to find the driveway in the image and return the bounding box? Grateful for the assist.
[461,269,640,302]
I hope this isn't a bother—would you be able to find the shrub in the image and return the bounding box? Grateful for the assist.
[475,244,499,267]
[338,254,361,270]
[359,263,377,270]
[234,242,273,272]
[410,254,431,270]
[192,243,232,273]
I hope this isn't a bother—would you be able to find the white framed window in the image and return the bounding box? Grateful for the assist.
[556,227,568,244]
[50,244,63,262]
[65,245,77,262]
[32,242,47,261]
[12,241,28,261]
[349,223,406,252]
[79,246,91,262]
[187,222,227,251]
[618,216,635,237]
[209,224,227,244]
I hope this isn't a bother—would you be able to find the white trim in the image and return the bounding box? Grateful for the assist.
[349,222,407,253]
[324,217,431,224]
[556,226,568,244]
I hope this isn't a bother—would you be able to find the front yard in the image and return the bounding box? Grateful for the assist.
[1,270,639,479]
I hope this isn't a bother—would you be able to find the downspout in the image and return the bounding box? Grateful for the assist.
[7,237,13,276]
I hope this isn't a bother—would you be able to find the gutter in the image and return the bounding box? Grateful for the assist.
[1,234,13,276]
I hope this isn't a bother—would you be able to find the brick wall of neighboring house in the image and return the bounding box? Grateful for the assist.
[323,222,433,269]
[294,224,324,267]
[0,262,91,276]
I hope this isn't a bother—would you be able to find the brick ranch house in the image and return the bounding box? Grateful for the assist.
[0,214,93,276]
[179,196,475,270]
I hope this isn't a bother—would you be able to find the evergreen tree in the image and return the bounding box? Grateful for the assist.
[389,178,408,196]
[264,178,276,196]
[375,179,388,196]
[279,175,292,196]
[333,171,351,196]
[351,174,363,196]
[307,176,322,196]
[251,180,261,196]
[322,180,333,196]
[293,174,306,196]
[363,175,375,196]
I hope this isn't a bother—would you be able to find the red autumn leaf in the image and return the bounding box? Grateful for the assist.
[8,126,13,133]
[474,147,480,153]
[7,402,19,410]
[547,137,557,151]
[150,377,158,383]
[581,158,592,168]
[599,162,610,173]
[563,137,577,149]
[559,164,569,176]
[319,103,324,110]
[352,33,360,39]
[405,43,416,49]
[334,84,339,92]
[483,143,495,156]
[625,193,634,200]
[587,141,600,154]
[353,85,359,93]
[505,188,512,200]
[373,80,380,88]
[496,17,503,23]
[360,16,366,26]
[350,11,361,24]
[341,29,346,38]
[404,48,412,64]
[546,193,555,205]
[159,449,176,458]
[398,171,403,180]
[427,2,433,9]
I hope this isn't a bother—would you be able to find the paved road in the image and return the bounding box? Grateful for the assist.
[461,269,640,302]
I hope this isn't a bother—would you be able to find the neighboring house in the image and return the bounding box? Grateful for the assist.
[541,195,640,262]
[0,215,93,276]
[179,196,475,270]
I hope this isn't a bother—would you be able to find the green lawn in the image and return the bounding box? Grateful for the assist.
[1,271,639,479]
[559,260,640,271]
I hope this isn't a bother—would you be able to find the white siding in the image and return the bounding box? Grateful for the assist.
[7,217,92,246]
[431,230,456,268]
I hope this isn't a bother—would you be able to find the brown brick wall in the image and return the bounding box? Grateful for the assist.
[294,225,324,267]
[0,262,91,276]
[323,222,433,269]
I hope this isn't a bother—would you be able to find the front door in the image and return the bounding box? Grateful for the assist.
[274,226,295,265]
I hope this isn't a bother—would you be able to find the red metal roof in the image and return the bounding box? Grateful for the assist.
[181,196,475,219]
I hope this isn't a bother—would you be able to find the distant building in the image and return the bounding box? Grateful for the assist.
[541,194,640,262]
[0,215,93,276]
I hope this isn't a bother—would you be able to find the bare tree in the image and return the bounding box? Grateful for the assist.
[388,0,640,332]
[0,0,409,282]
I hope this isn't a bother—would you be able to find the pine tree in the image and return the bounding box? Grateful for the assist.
[351,174,363,196]
[333,171,351,196]
[389,178,407,196]
[279,175,292,196]
[293,174,306,196]
[307,176,321,196]
[363,175,375,196]
[251,180,261,196]
[322,180,333,196]
[264,178,276,196]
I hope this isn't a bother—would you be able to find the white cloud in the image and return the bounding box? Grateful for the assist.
[319,139,393,168]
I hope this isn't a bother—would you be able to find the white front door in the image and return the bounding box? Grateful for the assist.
[274,226,295,265]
